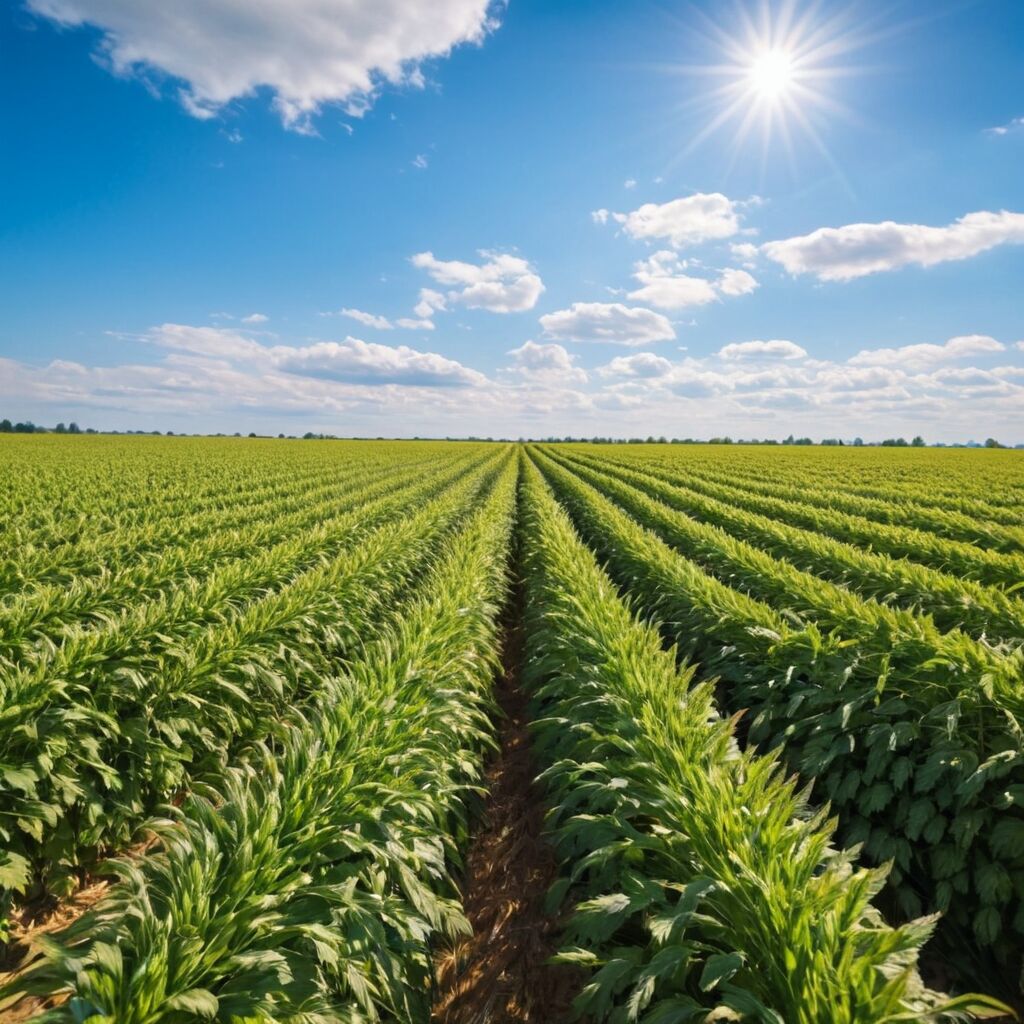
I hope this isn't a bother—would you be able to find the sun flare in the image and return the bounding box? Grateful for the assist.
[748,49,795,99]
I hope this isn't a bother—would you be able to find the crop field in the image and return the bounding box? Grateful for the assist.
[0,434,1023,1022]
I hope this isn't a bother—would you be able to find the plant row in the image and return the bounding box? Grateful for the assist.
[555,448,1024,644]
[1,454,517,1022]
[529,446,1024,989]
[518,454,1005,1022]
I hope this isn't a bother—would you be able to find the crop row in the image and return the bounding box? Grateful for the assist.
[0,450,507,903]
[518,453,1004,1022]
[1,454,517,1022]
[528,446,1024,987]
[586,447,1024,589]
[0,451,465,658]
[553,447,1024,644]
[635,454,1024,553]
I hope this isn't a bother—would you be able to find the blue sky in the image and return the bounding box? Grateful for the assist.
[1,0,1022,440]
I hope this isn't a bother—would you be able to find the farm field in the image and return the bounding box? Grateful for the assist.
[0,434,1022,1022]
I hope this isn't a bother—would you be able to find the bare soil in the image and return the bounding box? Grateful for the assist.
[432,587,582,1023]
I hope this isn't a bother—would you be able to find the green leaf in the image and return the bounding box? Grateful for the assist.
[699,952,744,992]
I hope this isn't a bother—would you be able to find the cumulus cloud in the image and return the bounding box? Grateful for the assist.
[394,317,435,330]
[624,178,637,190]
[273,338,483,386]
[504,340,588,385]
[718,339,807,361]
[604,193,744,248]
[848,334,1005,369]
[625,252,758,309]
[716,268,758,297]
[762,210,1024,281]
[730,242,759,266]
[241,312,268,324]
[412,250,544,313]
[591,208,610,225]
[414,288,447,318]
[627,251,718,309]
[340,308,393,330]
[146,323,265,361]
[539,302,675,346]
[597,352,673,379]
[28,0,501,131]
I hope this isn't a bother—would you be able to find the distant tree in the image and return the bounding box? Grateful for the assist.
[783,434,795,445]
[794,437,813,445]
[881,437,909,447]
[54,422,66,434]
[985,437,1004,448]
[821,438,841,446]
[853,437,864,446]
[248,431,257,438]
[0,419,11,433]
[14,421,36,433]
[911,435,925,447]
[68,422,81,434]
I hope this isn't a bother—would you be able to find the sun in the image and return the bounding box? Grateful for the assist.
[663,1,872,174]
[748,49,795,99]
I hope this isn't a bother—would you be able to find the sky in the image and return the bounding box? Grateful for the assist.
[1,0,1022,442]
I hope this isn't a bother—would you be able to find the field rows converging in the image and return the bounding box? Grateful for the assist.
[1,435,1023,1023]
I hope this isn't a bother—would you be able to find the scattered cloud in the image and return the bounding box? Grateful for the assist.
[28,0,501,131]
[716,268,758,297]
[273,338,483,386]
[625,251,758,309]
[504,340,588,385]
[340,308,393,330]
[591,208,610,225]
[624,178,637,190]
[596,352,673,378]
[986,116,1024,136]
[603,192,745,248]
[4,323,1022,439]
[412,250,544,312]
[414,288,447,318]
[395,317,435,330]
[730,242,759,267]
[762,210,1024,281]
[848,334,1005,369]
[718,339,807,361]
[412,153,428,169]
[241,313,268,324]
[540,302,675,346]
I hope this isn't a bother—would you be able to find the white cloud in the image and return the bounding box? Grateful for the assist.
[848,334,1005,369]
[762,210,1024,281]
[395,317,435,330]
[730,242,759,267]
[240,312,268,324]
[627,251,718,309]
[29,0,501,132]
[987,116,1024,136]
[340,308,393,330]
[412,154,428,169]
[414,288,447,319]
[624,178,637,190]
[597,352,673,379]
[716,268,758,297]
[607,193,744,248]
[505,340,587,385]
[591,208,610,225]
[147,323,265,361]
[625,252,758,309]
[540,302,675,347]
[411,250,544,313]
[718,339,807,361]
[273,338,483,387]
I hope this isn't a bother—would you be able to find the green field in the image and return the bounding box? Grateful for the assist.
[1,435,1023,1021]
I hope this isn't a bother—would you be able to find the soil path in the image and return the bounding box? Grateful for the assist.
[432,585,581,1023]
